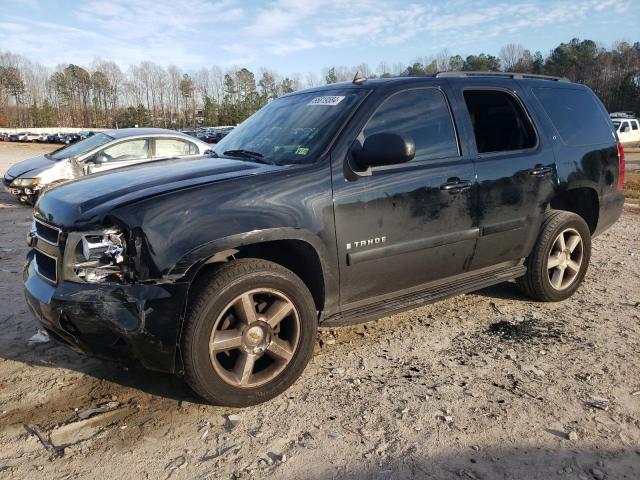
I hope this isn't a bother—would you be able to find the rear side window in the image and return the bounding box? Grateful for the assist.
[632,121,639,131]
[533,88,613,146]
[154,138,198,157]
[363,88,459,162]
[463,90,537,154]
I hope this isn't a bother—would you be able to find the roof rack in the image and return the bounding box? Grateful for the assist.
[434,71,569,82]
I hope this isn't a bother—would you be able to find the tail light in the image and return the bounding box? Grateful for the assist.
[616,141,625,192]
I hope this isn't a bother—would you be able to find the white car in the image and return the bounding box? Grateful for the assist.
[612,117,640,145]
[23,133,41,142]
[3,128,212,204]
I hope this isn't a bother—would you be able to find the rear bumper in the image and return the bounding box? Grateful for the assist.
[594,191,625,237]
[23,252,189,373]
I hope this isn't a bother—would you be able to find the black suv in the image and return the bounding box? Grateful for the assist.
[24,72,625,406]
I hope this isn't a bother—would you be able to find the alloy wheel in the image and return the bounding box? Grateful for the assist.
[208,288,301,388]
[547,227,584,290]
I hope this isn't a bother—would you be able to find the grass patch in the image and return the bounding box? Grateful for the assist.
[625,172,640,201]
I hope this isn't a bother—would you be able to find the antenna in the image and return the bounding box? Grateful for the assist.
[352,71,367,85]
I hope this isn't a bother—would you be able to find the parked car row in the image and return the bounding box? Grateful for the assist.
[2,128,235,146]
[0,131,96,144]
[182,126,234,144]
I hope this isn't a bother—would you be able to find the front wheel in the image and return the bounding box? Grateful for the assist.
[517,210,591,302]
[181,259,317,407]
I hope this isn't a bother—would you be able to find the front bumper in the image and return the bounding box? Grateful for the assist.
[23,252,189,373]
[2,174,13,192]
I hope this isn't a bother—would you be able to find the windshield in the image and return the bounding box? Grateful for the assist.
[214,89,368,165]
[50,132,113,160]
[612,121,621,129]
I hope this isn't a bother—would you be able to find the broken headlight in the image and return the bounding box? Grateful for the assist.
[11,177,40,189]
[69,229,127,283]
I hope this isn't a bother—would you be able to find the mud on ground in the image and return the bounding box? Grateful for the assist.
[1,143,639,480]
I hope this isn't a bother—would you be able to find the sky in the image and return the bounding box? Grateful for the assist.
[0,0,638,75]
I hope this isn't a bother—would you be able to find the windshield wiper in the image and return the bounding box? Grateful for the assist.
[223,149,276,165]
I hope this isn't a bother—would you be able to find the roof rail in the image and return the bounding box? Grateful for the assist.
[434,71,570,82]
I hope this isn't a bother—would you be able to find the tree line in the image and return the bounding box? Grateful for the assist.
[0,38,638,129]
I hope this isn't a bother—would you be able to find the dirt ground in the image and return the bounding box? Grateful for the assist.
[0,142,639,480]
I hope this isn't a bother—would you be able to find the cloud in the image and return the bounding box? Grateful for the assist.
[0,0,635,71]
[237,0,623,58]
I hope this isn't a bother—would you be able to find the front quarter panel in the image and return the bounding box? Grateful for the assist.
[111,160,339,310]
[37,158,82,186]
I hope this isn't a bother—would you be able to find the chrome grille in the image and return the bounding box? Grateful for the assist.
[34,218,61,246]
[34,249,57,284]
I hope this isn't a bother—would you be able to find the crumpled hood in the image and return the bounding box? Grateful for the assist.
[35,156,279,228]
[4,155,56,180]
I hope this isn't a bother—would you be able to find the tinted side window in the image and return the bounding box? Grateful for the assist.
[533,87,613,146]
[363,89,458,162]
[632,121,638,131]
[463,90,536,154]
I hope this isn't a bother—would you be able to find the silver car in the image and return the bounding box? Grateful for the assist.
[3,128,211,204]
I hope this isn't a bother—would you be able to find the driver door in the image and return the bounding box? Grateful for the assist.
[86,138,151,175]
[617,121,631,143]
[332,86,478,308]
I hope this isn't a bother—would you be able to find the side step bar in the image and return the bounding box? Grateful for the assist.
[323,264,526,327]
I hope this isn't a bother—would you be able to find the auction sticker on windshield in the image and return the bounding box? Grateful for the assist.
[307,96,345,106]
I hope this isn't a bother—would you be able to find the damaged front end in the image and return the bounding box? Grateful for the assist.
[14,157,85,204]
[9,177,42,204]
[63,228,131,283]
[24,218,189,373]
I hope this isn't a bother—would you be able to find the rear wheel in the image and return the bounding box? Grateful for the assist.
[182,259,317,406]
[517,210,591,302]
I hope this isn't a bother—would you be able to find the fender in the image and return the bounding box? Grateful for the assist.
[169,227,339,314]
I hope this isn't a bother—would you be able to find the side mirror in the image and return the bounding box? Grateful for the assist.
[91,154,108,165]
[352,132,415,169]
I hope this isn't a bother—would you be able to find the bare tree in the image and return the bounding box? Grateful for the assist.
[499,43,525,71]
[1,38,638,130]
[376,61,391,77]
[436,49,453,71]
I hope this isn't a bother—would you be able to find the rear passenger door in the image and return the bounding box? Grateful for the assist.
[449,80,557,270]
[333,86,478,307]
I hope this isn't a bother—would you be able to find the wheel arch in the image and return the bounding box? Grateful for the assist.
[176,229,334,314]
[548,187,599,234]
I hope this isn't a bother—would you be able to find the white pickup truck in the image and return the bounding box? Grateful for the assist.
[611,115,640,145]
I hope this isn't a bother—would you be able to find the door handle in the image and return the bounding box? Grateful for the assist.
[440,178,472,193]
[528,165,554,177]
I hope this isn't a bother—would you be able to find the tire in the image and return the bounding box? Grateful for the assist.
[182,258,317,407]
[517,210,591,302]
